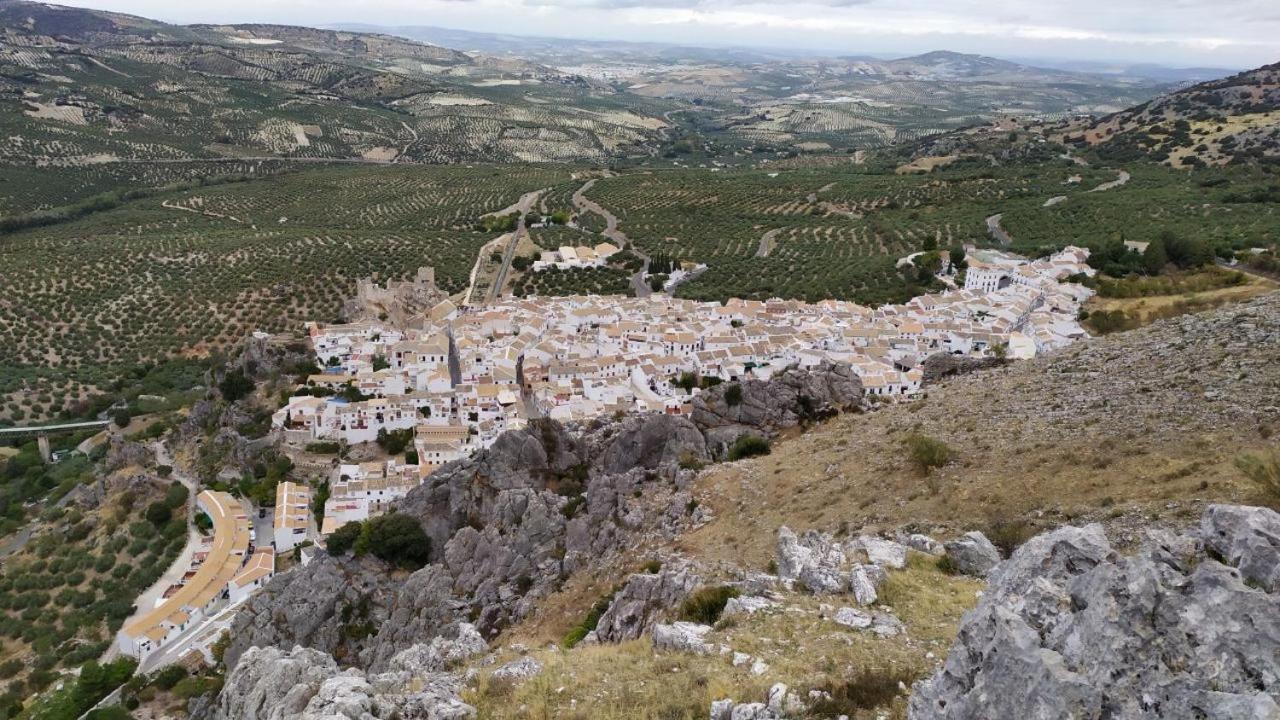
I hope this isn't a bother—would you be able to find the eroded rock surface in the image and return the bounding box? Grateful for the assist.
[910,505,1280,720]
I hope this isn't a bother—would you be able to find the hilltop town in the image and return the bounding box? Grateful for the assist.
[271,245,1095,541]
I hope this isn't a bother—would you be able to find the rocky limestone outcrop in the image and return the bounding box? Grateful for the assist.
[596,414,708,476]
[920,353,1007,386]
[774,527,892,605]
[652,621,717,655]
[691,363,863,457]
[213,625,486,720]
[227,365,865,675]
[594,562,701,643]
[942,531,1001,577]
[910,504,1280,720]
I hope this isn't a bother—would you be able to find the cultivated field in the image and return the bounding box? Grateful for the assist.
[0,164,571,423]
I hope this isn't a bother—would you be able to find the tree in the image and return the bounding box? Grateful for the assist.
[144,501,171,527]
[112,410,132,428]
[326,521,362,556]
[1142,237,1168,275]
[372,355,390,372]
[355,513,431,569]
[218,369,254,403]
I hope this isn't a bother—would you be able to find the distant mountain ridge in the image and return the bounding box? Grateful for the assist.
[0,0,671,166]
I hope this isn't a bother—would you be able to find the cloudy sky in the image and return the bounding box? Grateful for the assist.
[57,0,1280,68]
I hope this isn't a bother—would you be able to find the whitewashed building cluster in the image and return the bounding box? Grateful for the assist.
[532,242,621,271]
[275,247,1096,537]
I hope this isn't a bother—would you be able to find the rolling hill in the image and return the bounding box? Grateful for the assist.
[0,0,674,181]
[1073,62,1280,166]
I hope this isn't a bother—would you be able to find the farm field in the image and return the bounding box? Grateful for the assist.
[583,156,1279,303]
[0,164,572,424]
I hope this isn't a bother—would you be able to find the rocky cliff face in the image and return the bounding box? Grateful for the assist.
[222,364,864,673]
[210,624,488,720]
[910,504,1280,720]
[692,363,862,457]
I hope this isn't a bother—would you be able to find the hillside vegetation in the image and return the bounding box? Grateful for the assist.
[1073,62,1280,166]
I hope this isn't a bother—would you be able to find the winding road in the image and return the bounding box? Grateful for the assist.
[572,179,652,298]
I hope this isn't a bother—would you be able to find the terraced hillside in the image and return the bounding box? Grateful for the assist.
[0,164,571,424]
[0,0,672,185]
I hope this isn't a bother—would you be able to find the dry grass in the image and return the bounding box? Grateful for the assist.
[469,557,980,720]
[1085,272,1276,327]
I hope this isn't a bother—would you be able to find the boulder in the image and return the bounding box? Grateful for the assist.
[849,564,881,606]
[775,526,847,594]
[1200,504,1280,592]
[832,606,872,629]
[853,535,909,569]
[594,562,701,643]
[490,656,542,684]
[909,505,1280,720]
[943,531,1001,577]
[722,595,779,617]
[901,533,945,556]
[652,622,715,655]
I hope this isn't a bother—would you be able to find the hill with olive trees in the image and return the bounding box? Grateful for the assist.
[1070,61,1280,166]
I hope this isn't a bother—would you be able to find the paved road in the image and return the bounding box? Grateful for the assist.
[986,213,1012,246]
[572,179,652,298]
[106,442,201,662]
[1089,170,1131,193]
[756,228,781,258]
[481,189,546,305]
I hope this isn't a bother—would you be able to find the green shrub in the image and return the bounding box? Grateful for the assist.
[354,514,431,570]
[562,593,614,649]
[143,502,171,527]
[150,664,188,691]
[677,585,740,625]
[984,516,1036,558]
[727,435,770,461]
[905,433,951,474]
[724,384,743,407]
[326,521,362,556]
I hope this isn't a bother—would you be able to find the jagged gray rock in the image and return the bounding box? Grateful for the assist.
[722,595,778,617]
[491,656,542,683]
[943,531,1001,577]
[901,533,945,556]
[848,564,881,605]
[652,622,715,655]
[692,362,863,458]
[212,644,478,720]
[853,535,909,569]
[775,526,847,594]
[920,353,1006,385]
[594,562,700,643]
[597,414,708,475]
[1201,504,1280,592]
[910,505,1280,720]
